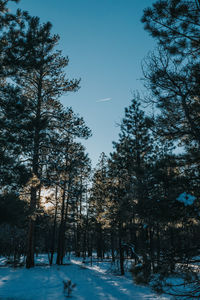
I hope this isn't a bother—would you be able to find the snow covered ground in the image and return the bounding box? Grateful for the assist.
[0,254,171,300]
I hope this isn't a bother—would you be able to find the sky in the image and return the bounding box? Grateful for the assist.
[10,0,155,166]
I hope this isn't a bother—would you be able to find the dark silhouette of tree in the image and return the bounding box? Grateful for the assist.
[9,17,80,268]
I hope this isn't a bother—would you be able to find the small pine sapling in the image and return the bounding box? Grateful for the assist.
[63,280,76,298]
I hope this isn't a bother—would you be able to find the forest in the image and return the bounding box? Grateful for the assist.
[0,0,200,299]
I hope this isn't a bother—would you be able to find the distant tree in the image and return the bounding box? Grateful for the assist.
[106,97,153,275]
[55,140,91,265]
[89,153,110,260]
[46,110,91,265]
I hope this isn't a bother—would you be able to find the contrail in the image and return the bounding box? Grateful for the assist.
[96,97,112,103]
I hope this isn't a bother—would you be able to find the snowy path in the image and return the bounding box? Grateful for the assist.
[0,258,170,300]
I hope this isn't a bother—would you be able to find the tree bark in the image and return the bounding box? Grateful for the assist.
[56,182,66,265]
[119,224,124,275]
[50,186,58,265]
[26,70,43,269]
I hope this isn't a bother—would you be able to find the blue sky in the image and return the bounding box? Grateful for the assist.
[11,0,155,166]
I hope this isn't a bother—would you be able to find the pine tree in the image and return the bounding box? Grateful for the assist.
[0,0,31,219]
[142,0,200,58]
[0,85,31,193]
[46,110,91,265]
[55,140,91,265]
[143,47,200,149]
[9,17,80,268]
[90,153,110,260]
[106,97,153,275]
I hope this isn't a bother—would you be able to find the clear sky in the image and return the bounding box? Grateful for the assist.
[10,0,155,166]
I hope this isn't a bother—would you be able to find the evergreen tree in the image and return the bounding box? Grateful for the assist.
[143,48,200,149]
[45,109,91,265]
[142,0,200,57]
[106,98,153,275]
[0,1,30,192]
[0,86,31,193]
[90,153,110,260]
[8,17,81,268]
[55,140,91,265]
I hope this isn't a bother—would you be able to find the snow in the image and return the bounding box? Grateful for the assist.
[0,254,170,300]
[177,192,196,206]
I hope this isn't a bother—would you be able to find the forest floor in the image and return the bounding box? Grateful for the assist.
[0,254,171,300]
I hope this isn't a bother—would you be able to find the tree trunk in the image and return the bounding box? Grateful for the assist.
[118,223,124,275]
[111,231,115,262]
[75,195,81,257]
[156,225,160,267]
[26,218,35,268]
[149,226,155,271]
[97,224,103,260]
[26,71,42,269]
[50,186,58,265]
[119,236,124,275]
[56,182,66,265]
[169,226,175,272]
